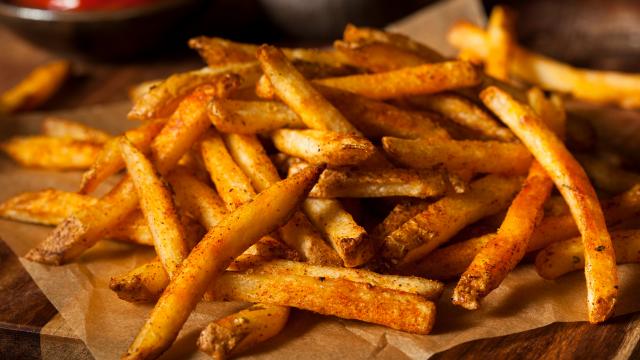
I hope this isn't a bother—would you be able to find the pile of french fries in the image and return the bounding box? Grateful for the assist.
[2,6,640,359]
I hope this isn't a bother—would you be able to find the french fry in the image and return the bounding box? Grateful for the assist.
[526,87,566,137]
[128,63,257,120]
[208,99,305,134]
[0,60,70,114]
[123,165,323,360]
[105,210,154,246]
[1,136,101,170]
[485,6,514,81]
[41,117,111,143]
[224,133,342,266]
[197,305,290,360]
[315,61,480,100]
[309,168,447,199]
[372,200,431,242]
[578,154,640,194]
[257,45,359,134]
[128,79,162,103]
[481,86,618,323]
[119,138,189,277]
[449,22,640,109]
[333,40,425,72]
[536,230,640,280]
[383,175,522,265]
[407,93,514,141]
[382,136,532,176]
[79,118,166,194]
[208,271,435,335]
[25,87,218,265]
[272,129,374,167]
[453,162,553,309]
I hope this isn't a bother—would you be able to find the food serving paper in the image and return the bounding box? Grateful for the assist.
[2,0,640,358]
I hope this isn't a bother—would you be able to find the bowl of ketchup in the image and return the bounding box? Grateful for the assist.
[0,0,201,59]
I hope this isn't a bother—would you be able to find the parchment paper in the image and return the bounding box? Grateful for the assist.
[2,1,640,359]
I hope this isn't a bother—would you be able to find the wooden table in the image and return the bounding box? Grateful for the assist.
[1,23,640,360]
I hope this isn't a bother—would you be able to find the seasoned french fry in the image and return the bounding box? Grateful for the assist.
[578,154,640,194]
[481,86,618,323]
[309,168,447,199]
[209,271,435,335]
[407,93,514,141]
[372,200,431,242]
[120,138,189,277]
[166,170,228,230]
[79,118,166,194]
[197,305,290,360]
[382,136,531,176]
[224,133,342,266]
[123,165,323,360]
[0,60,70,114]
[128,64,257,120]
[536,230,640,280]
[208,99,305,134]
[41,117,111,143]
[105,210,154,246]
[333,40,425,72]
[485,6,514,81]
[257,45,359,134]
[272,129,374,167]
[526,87,566,138]
[449,22,640,109]
[0,189,98,226]
[1,136,101,170]
[315,61,480,100]
[26,87,217,265]
[128,79,162,103]
[383,175,522,265]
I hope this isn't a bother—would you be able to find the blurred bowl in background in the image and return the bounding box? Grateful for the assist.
[0,0,201,59]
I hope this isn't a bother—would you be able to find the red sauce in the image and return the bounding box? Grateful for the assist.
[12,0,158,11]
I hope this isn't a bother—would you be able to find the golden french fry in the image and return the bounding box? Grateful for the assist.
[208,99,305,134]
[0,60,70,114]
[119,138,189,277]
[481,86,618,323]
[309,168,447,199]
[536,230,640,280]
[26,87,217,265]
[315,61,480,100]
[449,22,640,109]
[0,189,98,226]
[209,271,435,335]
[224,133,342,266]
[372,200,431,242]
[128,64,257,120]
[382,136,531,176]
[526,87,566,138]
[272,129,374,167]
[333,40,425,72]
[41,117,111,143]
[257,45,359,134]
[79,118,166,194]
[485,6,514,81]
[166,170,228,230]
[128,79,162,103]
[197,304,290,360]
[383,175,522,265]
[1,136,101,170]
[123,165,323,360]
[407,93,514,141]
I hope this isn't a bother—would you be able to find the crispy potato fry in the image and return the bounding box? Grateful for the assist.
[481,86,618,323]
[382,136,531,176]
[0,60,70,114]
[372,200,431,242]
[208,99,305,134]
[526,87,566,138]
[257,45,359,134]
[1,136,101,170]
[333,40,425,72]
[105,210,154,246]
[197,304,290,360]
[166,170,228,230]
[128,79,162,103]
[453,162,553,309]
[209,271,435,335]
[315,61,480,100]
[450,22,640,109]
[224,133,342,266]
[120,138,189,277]
[128,64,257,120]
[383,175,522,265]
[123,165,323,360]
[407,93,514,141]
[41,117,111,143]
[536,230,640,280]
[272,129,374,167]
[578,154,640,194]
[485,6,514,81]
[79,118,166,194]
[309,168,447,199]
[26,88,216,265]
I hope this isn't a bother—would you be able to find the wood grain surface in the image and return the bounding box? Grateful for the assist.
[1,4,640,357]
